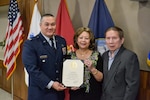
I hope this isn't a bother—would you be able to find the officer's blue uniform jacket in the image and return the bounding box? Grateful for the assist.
[22,33,67,100]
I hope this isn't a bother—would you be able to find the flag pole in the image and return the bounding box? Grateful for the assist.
[11,75,14,100]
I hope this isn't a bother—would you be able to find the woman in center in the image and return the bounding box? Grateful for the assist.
[69,27,103,100]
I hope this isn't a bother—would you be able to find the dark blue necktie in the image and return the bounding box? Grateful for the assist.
[50,38,55,49]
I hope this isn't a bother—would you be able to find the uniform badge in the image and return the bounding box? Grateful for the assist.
[62,47,66,55]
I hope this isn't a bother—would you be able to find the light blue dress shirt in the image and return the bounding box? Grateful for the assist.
[108,49,119,70]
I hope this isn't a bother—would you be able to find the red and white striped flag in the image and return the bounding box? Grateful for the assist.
[3,0,24,80]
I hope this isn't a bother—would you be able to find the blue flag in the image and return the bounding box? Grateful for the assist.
[147,52,150,67]
[88,0,114,38]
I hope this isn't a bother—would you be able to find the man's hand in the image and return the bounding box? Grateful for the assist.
[52,81,66,91]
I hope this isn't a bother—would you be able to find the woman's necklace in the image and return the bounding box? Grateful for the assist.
[76,49,92,60]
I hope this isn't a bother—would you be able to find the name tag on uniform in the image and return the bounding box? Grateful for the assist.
[40,55,48,59]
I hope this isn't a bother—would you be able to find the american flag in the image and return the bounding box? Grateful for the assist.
[3,0,24,80]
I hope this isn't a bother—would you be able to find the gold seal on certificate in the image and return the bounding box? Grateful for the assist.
[62,59,84,87]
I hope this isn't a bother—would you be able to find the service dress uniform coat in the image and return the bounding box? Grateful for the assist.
[101,46,140,100]
[22,33,67,100]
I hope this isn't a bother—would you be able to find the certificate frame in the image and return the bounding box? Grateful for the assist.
[62,59,84,87]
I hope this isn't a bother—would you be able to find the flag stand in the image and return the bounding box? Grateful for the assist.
[11,75,14,100]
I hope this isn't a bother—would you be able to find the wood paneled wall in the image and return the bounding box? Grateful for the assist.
[0,0,9,6]
[137,70,150,100]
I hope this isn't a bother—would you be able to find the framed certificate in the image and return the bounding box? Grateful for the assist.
[62,59,84,87]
